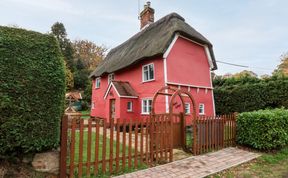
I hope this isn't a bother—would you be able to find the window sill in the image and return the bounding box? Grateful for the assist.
[142,79,155,83]
[141,113,150,115]
[199,113,205,116]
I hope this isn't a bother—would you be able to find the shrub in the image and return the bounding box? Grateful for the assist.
[237,108,288,150]
[0,26,66,155]
[214,78,288,115]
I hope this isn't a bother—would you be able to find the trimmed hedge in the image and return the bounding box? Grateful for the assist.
[0,26,66,155]
[214,78,288,115]
[237,109,288,150]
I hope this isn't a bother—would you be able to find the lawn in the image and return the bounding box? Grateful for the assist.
[68,130,147,177]
[208,146,288,178]
[80,110,90,119]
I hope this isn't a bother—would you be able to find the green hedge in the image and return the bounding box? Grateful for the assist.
[237,109,288,150]
[0,26,66,155]
[214,78,288,115]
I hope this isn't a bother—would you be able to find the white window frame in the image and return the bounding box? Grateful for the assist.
[199,103,205,115]
[127,101,133,112]
[95,77,101,88]
[184,103,190,114]
[108,73,114,84]
[91,102,95,109]
[142,63,155,82]
[141,98,152,115]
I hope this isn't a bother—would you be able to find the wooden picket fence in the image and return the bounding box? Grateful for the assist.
[60,114,174,178]
[60,113,237,177]
[192,114,237,155]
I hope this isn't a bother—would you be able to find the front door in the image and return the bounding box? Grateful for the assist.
[110,99,116,119]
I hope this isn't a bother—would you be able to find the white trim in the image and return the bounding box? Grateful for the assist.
[197,88,200,93]
[120,96,138,99]
[178,85,181,89]
[178,35,206,47]
[166,81,213,90]
[209,70,216,116]
[204,45,214,70]
[103,82,113,98]
[188,86,191,92]
[163,34,178,113]
[163,55,169,113]
[142,63,155,82]
[163,34,179,58]
[104,82,138,99]
[205,88,208,94]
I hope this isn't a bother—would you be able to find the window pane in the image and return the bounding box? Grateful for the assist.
[148,100,152,113]
[149,65,154,80]
[143,100,147,113]
[144,70,149,81]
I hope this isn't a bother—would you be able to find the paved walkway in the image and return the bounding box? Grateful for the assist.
[114,147,260,178]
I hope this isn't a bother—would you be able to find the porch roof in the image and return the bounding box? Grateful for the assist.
[104,81,138,99]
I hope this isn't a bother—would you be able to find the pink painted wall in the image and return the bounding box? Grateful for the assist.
[91,57,166,119]
[166,37,212,87]
[91,36,215,120]
[165,36,215,118]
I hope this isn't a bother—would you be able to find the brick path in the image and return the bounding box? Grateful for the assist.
[114,147,260,178]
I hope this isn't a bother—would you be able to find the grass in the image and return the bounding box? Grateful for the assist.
[68,130,148,177]
[207,146,288,178]
[80,110,90,119]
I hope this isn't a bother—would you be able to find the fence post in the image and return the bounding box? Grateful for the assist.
[60,115,68,178]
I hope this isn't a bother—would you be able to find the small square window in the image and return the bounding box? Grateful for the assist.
[199,104,205,115]
[127,101,133,112]
[95,78,100,88]
[185,103,190,114]
[142,99,152,114]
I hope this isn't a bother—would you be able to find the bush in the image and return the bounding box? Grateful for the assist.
[237,108,288,150]
[214,78,288,115]
[0,26,66,155]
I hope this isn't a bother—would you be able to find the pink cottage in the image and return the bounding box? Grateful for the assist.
[90,3,217,122]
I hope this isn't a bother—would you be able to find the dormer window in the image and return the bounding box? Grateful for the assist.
[108,73,114,84]
[142,63,154,82]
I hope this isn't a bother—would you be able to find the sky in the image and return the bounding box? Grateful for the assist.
[1,0,287,76]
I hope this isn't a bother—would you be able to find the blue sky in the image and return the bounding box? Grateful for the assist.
[1,0,287,76]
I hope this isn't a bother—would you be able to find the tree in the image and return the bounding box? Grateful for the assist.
[51,22,75,90]
[51,22,75,72]
[72,40,107,90]
[274,52,288,76]
[72,39,107,70]
[64,61,74,90]
[233,70,258,78]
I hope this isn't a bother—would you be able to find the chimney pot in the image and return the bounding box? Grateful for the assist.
[147,1,151,7]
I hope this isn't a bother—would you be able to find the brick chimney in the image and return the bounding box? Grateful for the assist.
[139,1,155,29]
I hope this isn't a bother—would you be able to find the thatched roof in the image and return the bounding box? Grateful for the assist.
[90,13,217,78]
